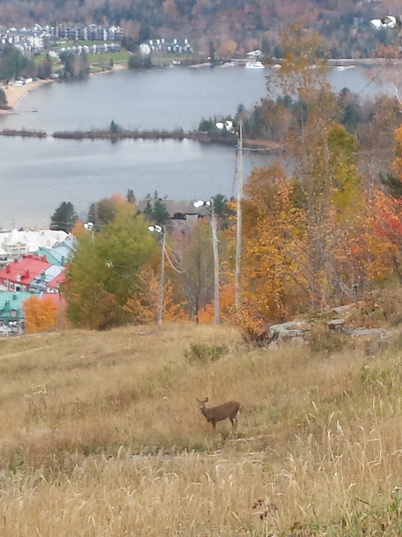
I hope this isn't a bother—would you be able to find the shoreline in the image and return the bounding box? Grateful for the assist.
[1,79,52,113]
[1,57,393,115]
[0,125,284,152]
[0,62,127,114]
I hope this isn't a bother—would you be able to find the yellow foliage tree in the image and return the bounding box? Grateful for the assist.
[23,295,58,334]
[124,266,187,324]
[241,162,308,320]
[216,40,237,58]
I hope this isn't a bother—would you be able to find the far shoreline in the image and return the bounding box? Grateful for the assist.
[1,56,393,116]
[1,79,52,113]
[0,62,128,114]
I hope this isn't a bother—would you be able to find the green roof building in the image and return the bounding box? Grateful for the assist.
[0,291,33,333]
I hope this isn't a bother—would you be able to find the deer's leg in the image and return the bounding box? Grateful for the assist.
[231,417,238,432]
[211,420,216,429]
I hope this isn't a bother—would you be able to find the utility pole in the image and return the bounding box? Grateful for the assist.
[210,198,220,323]
[157,229,165,327]
[148,224,165,327]
[235,117,243,313]
[213,115,242,314]
[193,198,220,324]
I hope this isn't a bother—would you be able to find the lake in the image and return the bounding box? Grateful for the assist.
[0,63,392,228]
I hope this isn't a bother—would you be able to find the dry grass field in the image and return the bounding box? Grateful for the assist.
[1,321,402,536]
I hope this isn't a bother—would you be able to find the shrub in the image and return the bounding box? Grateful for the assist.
[236,308,266,346]
[309,324,349,354]
[184,343,228,363]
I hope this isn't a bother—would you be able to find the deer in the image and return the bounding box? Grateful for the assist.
[196,397,240,433]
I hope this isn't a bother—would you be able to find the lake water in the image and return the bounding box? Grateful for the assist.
[0,63,392,228]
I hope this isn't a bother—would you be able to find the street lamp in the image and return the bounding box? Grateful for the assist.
[193,198,220,324]
[370,14,402,52]
[84,221,94,241]
[215,117,243,313]
[148,224,165,327]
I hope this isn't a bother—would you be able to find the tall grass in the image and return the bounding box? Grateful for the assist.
[0,322,402,535]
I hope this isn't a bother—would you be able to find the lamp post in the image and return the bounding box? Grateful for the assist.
[370,15,402,53]
[216,117,243,313]
[148,224,165,327]
[193,198,220,324]
[84,221,94,241]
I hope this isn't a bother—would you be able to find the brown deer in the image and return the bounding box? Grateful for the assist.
[196,397,240,432]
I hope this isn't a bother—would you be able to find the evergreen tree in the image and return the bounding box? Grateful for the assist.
[126,189,136,203]
[0,45,29,80]
[37,54,53,79]
[151,200,171,226]
[380,172,402,199]
[142,199,171,226]
[0,87,7,109]
[50,201,77,233]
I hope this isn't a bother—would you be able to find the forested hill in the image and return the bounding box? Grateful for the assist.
[0,0,395,58]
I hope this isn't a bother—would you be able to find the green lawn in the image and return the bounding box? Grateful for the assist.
[87,50,130,64]
[32,49,130,69]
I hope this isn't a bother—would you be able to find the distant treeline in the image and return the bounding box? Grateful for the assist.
[0,126,281,150]
[198,87,402,157]
[0,0,389,60]
[2,87,399,161]
[0,127,234,145]
[0,129,47,138]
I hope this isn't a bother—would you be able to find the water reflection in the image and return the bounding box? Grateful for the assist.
[0,136,272,228]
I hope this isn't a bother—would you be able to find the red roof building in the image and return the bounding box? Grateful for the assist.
[0,254,52,292]
[41,291,66,310]
[47,271,65,289]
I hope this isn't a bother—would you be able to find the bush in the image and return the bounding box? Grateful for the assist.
[236,308,266,346]
[309,324,349,354]
[184,343,228,363]
[354,290,402,328]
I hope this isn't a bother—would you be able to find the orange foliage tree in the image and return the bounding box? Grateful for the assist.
[23,295,58,334]
[368,190,402,281]
[239,162,395,321]
[391,125,402,184]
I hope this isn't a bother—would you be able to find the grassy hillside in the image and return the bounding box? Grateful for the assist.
[1,321,402,536]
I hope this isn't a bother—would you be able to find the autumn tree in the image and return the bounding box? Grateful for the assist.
[264,24,366,310]
[391,125,402,185]
[180,220,214,322]
[23,295,58,334]
[124,265,185,324]
[367,190,402,282]
[63,203,157,330]
[241,162,308,320]
[370,126,402,280]
[87,194,127,230]
[358,95,400,188]
[216,40,237,59]
[234,25,382,322]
